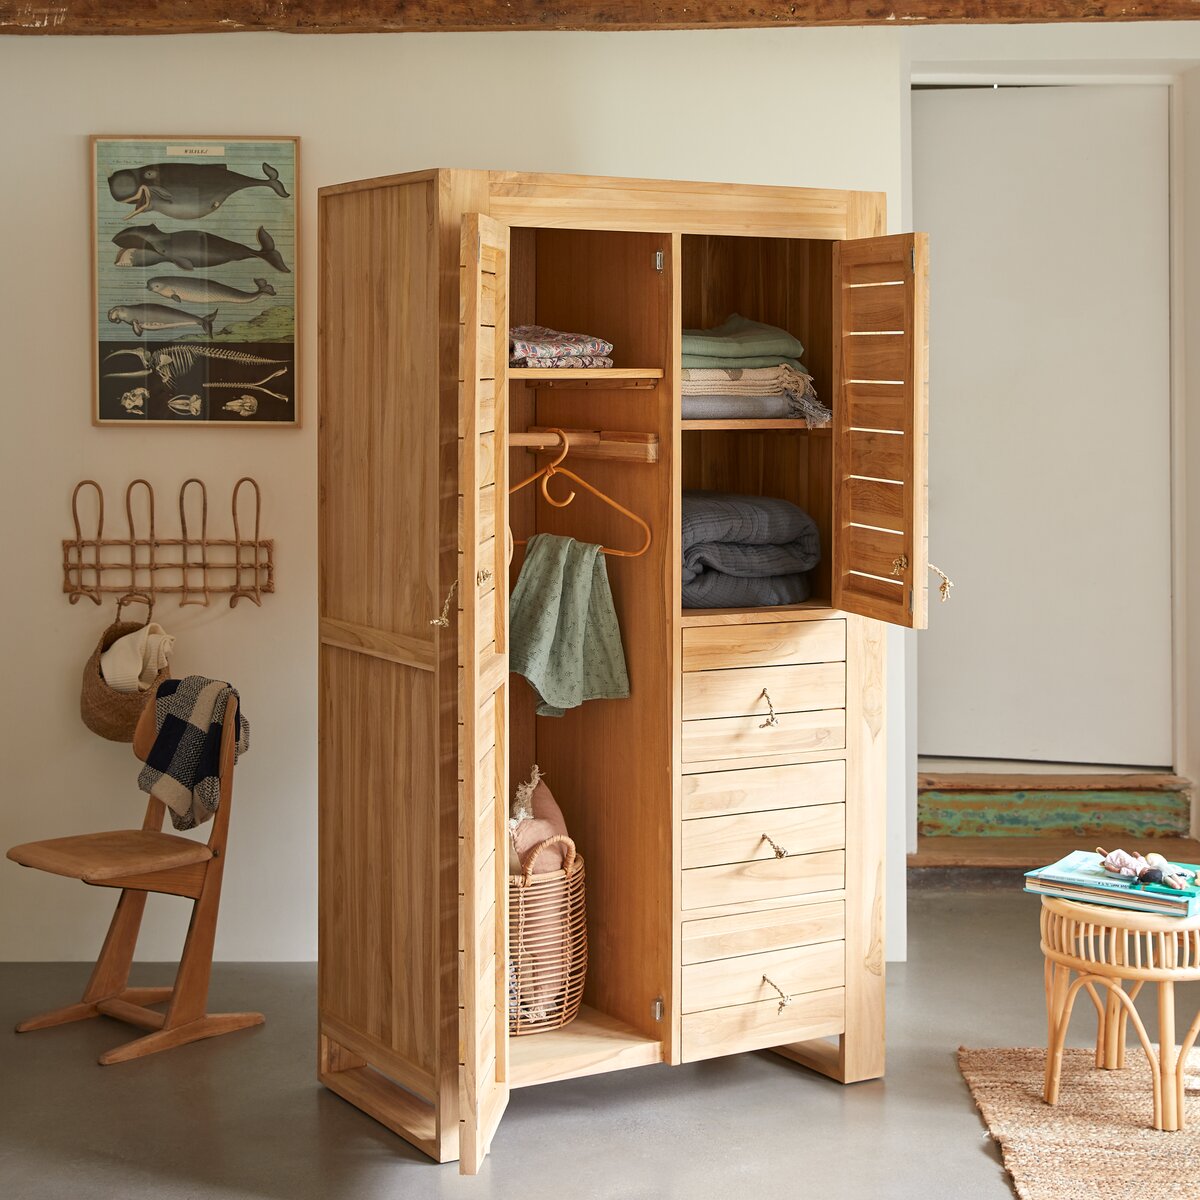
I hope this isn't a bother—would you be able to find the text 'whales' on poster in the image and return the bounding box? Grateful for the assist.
[92,136,298,425]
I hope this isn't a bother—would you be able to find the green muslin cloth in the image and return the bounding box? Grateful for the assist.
[509,533,630,718]
[681,313,806,364]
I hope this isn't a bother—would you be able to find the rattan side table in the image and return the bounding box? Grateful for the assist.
[1040,896,1200,1131]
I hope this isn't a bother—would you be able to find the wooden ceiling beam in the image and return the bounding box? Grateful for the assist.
[2,1,1198,36]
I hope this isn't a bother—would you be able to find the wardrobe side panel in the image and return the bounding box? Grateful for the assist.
[318,180,441,1099]
[841,614,886,1081]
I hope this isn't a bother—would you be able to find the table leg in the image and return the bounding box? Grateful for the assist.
[1101,981,1125,1070]
[1158,981,1182,1132]
[1044,963,1071,1105]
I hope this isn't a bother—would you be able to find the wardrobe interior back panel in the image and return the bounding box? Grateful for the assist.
[507,227,675,1041]
[680,235,834,603]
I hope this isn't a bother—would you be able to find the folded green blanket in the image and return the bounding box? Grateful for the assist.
[683,353,805,370]
[681,313,805,363]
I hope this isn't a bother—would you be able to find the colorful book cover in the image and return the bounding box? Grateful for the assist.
[1024,850,1200,918]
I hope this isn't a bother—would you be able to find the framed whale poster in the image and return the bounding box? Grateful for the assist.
[91,135,299,426]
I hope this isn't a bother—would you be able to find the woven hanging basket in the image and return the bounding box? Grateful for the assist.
[508,835,587,1036]
[79,592,169,743]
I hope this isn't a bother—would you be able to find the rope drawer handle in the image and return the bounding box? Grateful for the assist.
[762,833,789,859]
[430,579,458,627]
[763,975,792,1015]
[759,688,780,729]
[929,563,954,603]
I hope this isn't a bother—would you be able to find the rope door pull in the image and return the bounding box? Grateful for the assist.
[763,975,792,1015]
[430,579,458,628]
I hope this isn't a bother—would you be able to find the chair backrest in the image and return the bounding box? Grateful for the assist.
[132,683,240,852]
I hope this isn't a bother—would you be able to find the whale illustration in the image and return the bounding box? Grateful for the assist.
[108,161,289,220]
[147,276,276,305]
[112,225,290,272]
[107,303,217,339]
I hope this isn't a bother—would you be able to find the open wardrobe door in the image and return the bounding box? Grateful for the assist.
[457,212,511,1174]
[831,233,929,630]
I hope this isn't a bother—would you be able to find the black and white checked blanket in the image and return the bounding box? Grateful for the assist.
[137,676,249,831]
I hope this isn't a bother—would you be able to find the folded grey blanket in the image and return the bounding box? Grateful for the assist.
[681,491,820,609]
[681,394,794,420]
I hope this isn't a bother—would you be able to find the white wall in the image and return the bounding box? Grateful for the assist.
[0,29,908,961]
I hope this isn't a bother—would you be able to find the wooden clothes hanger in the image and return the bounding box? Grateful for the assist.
[508,429,652,558]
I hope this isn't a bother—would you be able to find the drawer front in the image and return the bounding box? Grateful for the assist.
[681,986,845,1063]
[683,620,845,672]
[682,708,845,764]
[683,662,845,721]
[682,939,844,1014]
[682,900,845,965]
[682,761,846,820]
[682,803,844,871]
[682,849,844,911]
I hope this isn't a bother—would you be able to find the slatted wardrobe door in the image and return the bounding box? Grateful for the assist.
[831,233,929,630]
[457,212,511,1176]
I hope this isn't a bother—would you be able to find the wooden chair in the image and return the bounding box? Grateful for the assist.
[7,687,263,1064]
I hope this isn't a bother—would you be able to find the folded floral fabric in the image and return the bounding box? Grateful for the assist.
[510,324,613,364]
[682,314,805,363]
[511,354,614,369]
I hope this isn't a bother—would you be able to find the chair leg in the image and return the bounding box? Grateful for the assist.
[97,853,263,1066]
[15,889,148,1033]
[98,1012,264,1065]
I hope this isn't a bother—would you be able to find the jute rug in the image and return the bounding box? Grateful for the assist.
[958,1047,1200,1199]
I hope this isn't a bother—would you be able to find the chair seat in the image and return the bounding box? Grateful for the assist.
[7,829,212,883]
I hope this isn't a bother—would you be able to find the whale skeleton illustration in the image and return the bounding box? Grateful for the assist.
[203,368,289,404]
[103,344,287,389]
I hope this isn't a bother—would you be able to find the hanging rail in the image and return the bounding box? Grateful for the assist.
[63,477,274,608]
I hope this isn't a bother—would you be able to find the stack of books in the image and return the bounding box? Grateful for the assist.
[1025,850,1200,918]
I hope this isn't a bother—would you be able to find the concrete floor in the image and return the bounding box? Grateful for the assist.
[3,887,1197,1200]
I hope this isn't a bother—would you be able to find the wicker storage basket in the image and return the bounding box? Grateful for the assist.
[508,834,587,1036]
[80,592,169,742]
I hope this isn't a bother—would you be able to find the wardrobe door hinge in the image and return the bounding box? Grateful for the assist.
[651,996,664,1022]
[654,250,664,273]
[910,244,916,272]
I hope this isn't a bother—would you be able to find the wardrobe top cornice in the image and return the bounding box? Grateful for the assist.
[317,168,887,240]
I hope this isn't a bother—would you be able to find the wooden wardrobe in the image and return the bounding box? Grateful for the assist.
[317,169,929,1174]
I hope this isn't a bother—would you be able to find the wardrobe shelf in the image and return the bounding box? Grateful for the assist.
[509,367,664,389]
[680,419,830,432]
[508,1005,663,1088]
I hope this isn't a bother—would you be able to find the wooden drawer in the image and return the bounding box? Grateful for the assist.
[682,761,846,820]
[682,803,844,870]
[681,986,845,1063]
[682,620,845,672]
[682,708,845,764]
[682,849,844,911]
[682,939,844,1013]
[682,901,845,965]
[683,662,845,721]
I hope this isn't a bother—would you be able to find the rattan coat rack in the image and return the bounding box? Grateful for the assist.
[63,477,274,608]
